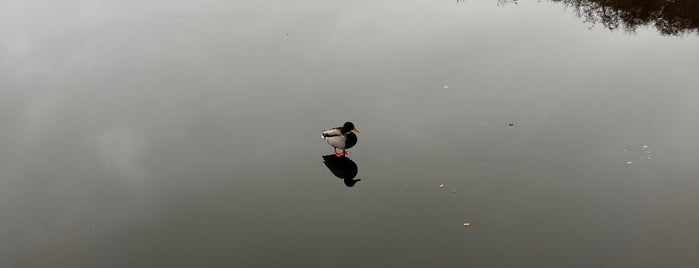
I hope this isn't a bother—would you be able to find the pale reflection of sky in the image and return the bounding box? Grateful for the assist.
[1,0,699,267]
[97,128,146,180]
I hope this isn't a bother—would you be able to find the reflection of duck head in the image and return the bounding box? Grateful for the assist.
[322,154,361,187]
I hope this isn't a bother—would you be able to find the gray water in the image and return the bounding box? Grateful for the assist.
[2,0,699,267]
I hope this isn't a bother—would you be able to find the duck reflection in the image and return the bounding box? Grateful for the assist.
[322,155,361,187]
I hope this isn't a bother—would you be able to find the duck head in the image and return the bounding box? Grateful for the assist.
[341,122,361,134]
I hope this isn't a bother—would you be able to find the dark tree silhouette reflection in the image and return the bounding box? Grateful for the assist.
[497,0,699,36]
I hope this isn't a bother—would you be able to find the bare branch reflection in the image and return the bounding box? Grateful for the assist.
[497,0,699,35]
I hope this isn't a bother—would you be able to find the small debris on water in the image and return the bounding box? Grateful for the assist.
[443,85,449,89]
[508,123,514,127]
[439,184,445,188]
[642,145,648,149]
[463,222,471,227]
[626,161,633,165]
[452,189,456,193]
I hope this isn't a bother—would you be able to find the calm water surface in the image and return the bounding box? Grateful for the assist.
[2,0,699,267]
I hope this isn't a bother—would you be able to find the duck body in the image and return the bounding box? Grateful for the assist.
[322,128,357,149]
[322,122,360,156]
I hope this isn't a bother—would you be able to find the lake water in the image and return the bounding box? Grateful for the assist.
[2,0,699,267]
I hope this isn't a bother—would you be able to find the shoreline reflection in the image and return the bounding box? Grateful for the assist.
[497,0,699,36]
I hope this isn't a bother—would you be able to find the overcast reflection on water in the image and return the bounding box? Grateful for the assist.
[2,0,699,267]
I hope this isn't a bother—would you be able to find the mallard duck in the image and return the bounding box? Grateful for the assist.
[321,122,360,157]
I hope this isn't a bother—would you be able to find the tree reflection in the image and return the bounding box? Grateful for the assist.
[497,0,699,35]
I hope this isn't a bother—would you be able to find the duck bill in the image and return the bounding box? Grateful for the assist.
[352,127,361,133]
